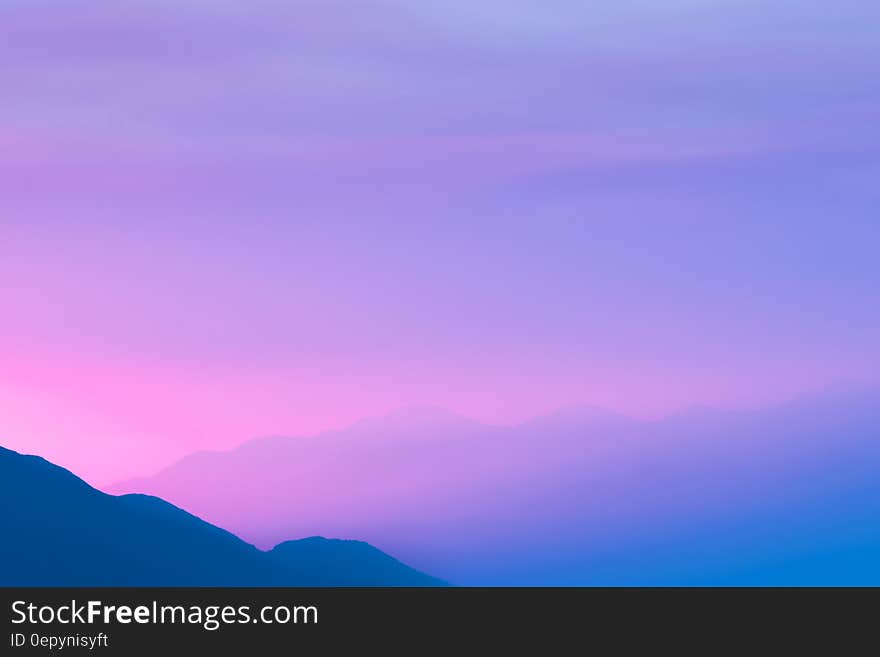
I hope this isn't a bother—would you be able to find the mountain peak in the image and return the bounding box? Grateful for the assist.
[350,405,482,434]
[521,404,630,429]
[270,536,448,586]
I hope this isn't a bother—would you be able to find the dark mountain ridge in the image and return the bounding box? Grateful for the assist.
[0,446,444,587]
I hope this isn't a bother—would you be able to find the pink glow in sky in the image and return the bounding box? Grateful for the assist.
[1,1,878,485]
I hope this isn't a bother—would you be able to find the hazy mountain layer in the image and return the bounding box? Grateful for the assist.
[111,388,880,585]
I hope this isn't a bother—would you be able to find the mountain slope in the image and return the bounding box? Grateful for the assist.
[0,446,443,586]
[270,537,446,587]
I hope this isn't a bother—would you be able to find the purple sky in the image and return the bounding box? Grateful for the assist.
[1,1,878,484]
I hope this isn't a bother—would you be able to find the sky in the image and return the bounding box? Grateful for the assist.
[1,1,878,485]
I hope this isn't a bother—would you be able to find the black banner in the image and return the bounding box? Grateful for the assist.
[0,587,870,654]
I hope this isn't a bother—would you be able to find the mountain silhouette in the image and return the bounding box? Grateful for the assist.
[270,537,446,587]
[0,446,444,586]
[110,387,880,585]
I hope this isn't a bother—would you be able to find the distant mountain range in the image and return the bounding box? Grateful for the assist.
[110,386,880,585]
[0,446,444,586]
